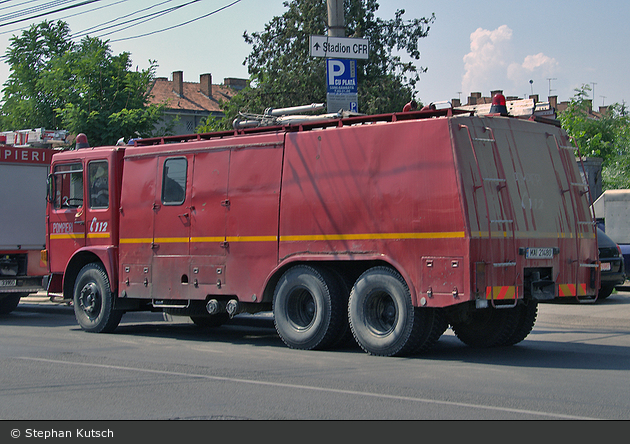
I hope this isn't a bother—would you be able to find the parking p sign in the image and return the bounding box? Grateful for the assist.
[326,59,358,113]
[326,59,357,95]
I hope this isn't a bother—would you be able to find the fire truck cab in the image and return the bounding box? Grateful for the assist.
[45,105,599,356]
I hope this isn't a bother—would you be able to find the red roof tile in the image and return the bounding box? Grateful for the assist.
[148,77,239,113]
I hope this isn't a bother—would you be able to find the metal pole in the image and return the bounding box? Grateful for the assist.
[327,0,345,37]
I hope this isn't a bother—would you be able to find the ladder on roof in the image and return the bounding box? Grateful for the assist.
[459,123,519,308]
[549,134,599,303]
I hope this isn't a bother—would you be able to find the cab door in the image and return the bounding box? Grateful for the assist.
[85,159,112,247]
[48,161,86,273]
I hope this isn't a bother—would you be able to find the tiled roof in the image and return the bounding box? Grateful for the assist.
[148,77,238,113]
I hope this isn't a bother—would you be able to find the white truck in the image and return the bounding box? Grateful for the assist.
[0,128,67,314]
[593,189,630,287]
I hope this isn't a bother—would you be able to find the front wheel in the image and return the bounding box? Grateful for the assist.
[73,263,123,333]
[348,267,445,357]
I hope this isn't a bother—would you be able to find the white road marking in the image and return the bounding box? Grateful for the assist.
[17,357,598,420]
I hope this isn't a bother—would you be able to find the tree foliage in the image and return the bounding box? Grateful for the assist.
[559,84,630,190]
[0,20,167,146]
[198,0,435,132]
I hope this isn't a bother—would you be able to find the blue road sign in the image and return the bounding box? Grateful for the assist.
[326,59,357,95]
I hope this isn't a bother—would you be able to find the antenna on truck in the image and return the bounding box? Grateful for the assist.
[232,103,361,129]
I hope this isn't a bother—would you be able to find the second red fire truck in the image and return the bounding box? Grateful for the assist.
[43,101,599,356]
[1,128,67,314]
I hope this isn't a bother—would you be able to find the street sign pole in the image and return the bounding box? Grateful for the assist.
[311,2,368,113]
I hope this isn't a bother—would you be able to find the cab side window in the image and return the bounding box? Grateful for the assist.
[88,161,109,209]
[162,157,186,205]
[53,163,83,209]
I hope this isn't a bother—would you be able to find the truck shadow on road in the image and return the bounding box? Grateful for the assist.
[424,331,630,371]
[7,303,630,371]
[3,303,77,327]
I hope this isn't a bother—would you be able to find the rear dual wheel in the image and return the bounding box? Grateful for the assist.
[502,300,538,346]
[451,300,538,348]
[348,267,445,357]
[273,265,347,350]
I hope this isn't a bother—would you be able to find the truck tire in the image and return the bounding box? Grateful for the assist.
[597,285,614,300]
[501,301,538,346]
[451,306,520,348]
[348,267,444,357]
[73,263,123,333]
[273,265,345,350]
[0,293,22,315]
[322,266,354,349]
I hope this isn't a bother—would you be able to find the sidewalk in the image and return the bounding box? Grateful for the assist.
[19,291,70,305]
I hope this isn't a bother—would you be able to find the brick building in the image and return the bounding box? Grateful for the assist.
[453,91,610,120]
[148,71,247,135]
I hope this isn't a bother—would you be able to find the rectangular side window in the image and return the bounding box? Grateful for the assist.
[53,163,83,209]
[88,161,109,209]
[162,157,187,205]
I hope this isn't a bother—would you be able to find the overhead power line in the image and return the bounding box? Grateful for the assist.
[107,0,241,42]
[0,0,130,36]
[71,0,174,39]
[0,1,77,22]
[0,0,102,28]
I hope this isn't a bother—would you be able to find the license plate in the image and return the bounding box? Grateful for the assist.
[526,248,554,259]
[600,262,612,271]
[0,279,17,287]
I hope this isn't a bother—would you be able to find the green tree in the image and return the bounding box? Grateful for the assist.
[559,84,630,190]
[198,0,435,132]
[0,21,73,130]
[1,20,167,146]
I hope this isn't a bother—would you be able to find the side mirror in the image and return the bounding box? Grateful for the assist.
[46,174,54,203]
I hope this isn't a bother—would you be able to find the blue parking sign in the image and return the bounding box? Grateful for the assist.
[326,59,357,95]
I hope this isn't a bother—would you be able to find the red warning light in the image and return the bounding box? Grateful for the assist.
[489,93,508,116]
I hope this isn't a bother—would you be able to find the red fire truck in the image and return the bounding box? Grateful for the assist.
[1,128,67,314]
[43,102,599,356]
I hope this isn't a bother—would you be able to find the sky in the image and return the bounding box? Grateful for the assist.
[0,0,628,110]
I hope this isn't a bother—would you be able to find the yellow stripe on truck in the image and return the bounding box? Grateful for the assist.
[119,231,466,244]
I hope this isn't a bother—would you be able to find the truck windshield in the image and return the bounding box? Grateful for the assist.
[53,163,83,209]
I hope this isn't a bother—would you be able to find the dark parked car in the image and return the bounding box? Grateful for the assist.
[597,228,626,299]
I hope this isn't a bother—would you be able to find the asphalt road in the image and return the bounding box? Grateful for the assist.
[1,291,630,421]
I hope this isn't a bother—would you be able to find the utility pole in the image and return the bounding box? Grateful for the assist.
[327,0,345,37]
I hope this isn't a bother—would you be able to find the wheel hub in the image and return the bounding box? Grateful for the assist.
[80,282,99,315]
[287,288,316,329]
[366,291,397,335]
